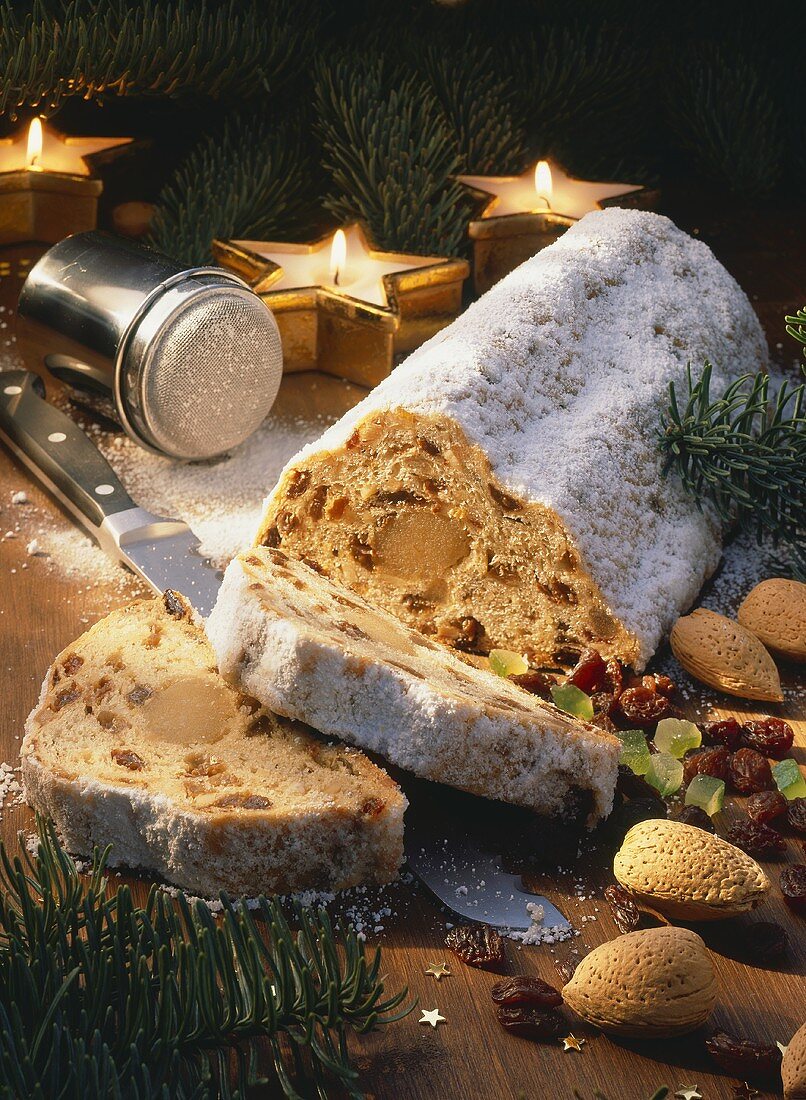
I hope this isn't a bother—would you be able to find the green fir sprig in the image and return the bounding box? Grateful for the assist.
[660,360,805,574]
[0,816,412,1099]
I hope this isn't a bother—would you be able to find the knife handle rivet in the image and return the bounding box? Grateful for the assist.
[48,431,67,443]
[95,484,114,496]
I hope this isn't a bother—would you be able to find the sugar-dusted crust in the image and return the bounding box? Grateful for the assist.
[21,591,405,897]
[257,209,768,669]
[206,547,622,826]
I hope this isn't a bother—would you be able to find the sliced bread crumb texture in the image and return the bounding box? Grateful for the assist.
[207,547,622,827]
[256,209,768,670]
[21,590,406,897]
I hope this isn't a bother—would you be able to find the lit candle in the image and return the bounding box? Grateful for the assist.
[0,117,132,245]
[459,157,655,294]
[213,223,470,388]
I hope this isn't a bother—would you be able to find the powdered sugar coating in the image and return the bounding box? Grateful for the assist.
[268,209,768,665]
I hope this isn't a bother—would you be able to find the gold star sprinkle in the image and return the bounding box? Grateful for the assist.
[560,1034,585,1052]
[419,1008,446,1028]
[675,1088,702,1100]
[424,961,452,981]
[732,1085,759,1099]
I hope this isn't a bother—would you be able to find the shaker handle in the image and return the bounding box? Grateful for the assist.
[0,370,135,534]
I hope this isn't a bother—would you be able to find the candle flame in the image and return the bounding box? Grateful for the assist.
[534,159,552,206]
[329,228,347,286]
[26,117,43,169]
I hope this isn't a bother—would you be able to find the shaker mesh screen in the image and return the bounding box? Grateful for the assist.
[140,288,282,459]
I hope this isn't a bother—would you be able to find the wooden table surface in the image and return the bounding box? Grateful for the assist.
[0,215,804,1100]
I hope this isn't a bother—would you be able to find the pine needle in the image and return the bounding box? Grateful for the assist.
[0,816,412,1099]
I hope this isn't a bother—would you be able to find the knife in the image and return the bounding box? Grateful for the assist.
[0,370,221,616]
[405,824,570,932]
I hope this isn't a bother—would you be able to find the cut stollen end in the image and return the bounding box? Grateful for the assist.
[255,208,768,671]
[206,546,622,827]
[21,590,406,898]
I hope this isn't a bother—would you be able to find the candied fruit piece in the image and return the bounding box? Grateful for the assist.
[616,729,651,776]
[771,758,806,800]
[740,717,794,760]
[446,923,506,969]
[550,683,594,721]
[746,790,787,825]
[702,716,743,750]
[684,775,725,817]
[653,718,701,758]
[728,749,773,794]
[489,649,529,677]
[490,976,562,1007]
[683,746,730,786]
[645,752,684,797]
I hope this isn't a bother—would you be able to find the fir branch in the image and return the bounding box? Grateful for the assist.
[148,114,313,266]
[314,56,469,257]
[659,362,806,574]
[666,44,784,195]
[0,0,319,114]
[0,816,412,1099]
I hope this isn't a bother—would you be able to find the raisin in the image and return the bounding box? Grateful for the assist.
[640,673,676,697]
[417,436,441,456]
[126,685,153,706]
[726,820,786,858]
[308,485,328,519]
[510,670,553,699]
[746,790,788,825]
[703,716,743,750]
[682,745,730,785]
[451,616,482,652]
[214,793,272,810]
[110,748,145,771]
[616,764,660,801]
[445,923,506,969]
[163,590,188,619]
[52,685,80,711]
[591,712,618,733]
[489,483,522,511]
[610,796,667,837]
[737,921,788,963]
[62,652,84,675]
[674,805,716,832]
[740,717,794,759]
[615,686,671,728]
[360,797,385,817]
[780,865,806,912]
[604,884,640,933]
[349,534,373,570]
[603,658,624,699]
[495,1004,566,1040]
[567,649,607,694]
[705,1031,782,1080]
[490,976,562,1007]
[286,469,310,497]
[787,797,806,834]
[728,749,773,794]
[275,510,297,537]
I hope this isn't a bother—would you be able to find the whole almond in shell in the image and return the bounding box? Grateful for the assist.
[670,607,783,701]
[613,818,770,921]
[737,578,806,664]
[783,1020,806,1098]
[562,926,716,1038]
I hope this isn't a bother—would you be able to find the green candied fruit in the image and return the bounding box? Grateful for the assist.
[616,729,651,776]
[684,775,725,816]
[645,752,684,798]
[653,718,702,759]
[489,649,529,677]
[550,683,594,721]
[772,758,806,800]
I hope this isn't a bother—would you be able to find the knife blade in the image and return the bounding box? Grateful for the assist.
[405,826,570,932]
[0,370,221,616]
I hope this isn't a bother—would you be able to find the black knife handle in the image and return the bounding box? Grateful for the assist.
[0,369,134,531]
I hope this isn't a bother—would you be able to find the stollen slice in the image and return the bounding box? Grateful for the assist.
[22,590,406,898]
[207,547,621,826]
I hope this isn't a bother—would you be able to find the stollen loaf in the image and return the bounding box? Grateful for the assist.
[22,590,405,897]
[207,546,622,826]
[256,208,768,670]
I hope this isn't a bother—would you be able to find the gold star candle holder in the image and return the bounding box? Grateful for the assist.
[213,223,469,388]
[0,118,132,245]
[460,158,658,295]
